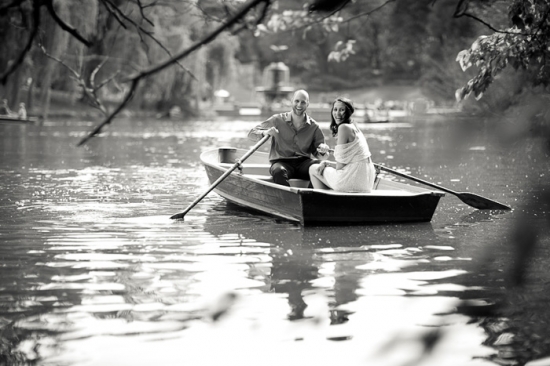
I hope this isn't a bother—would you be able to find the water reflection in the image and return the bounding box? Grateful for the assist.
[6,202,490,365]
[196,209,498,366]
[203,204,482,318]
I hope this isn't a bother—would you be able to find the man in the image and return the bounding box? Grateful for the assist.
[18,102,27,119]
[248,89,330,186]
[0,99,13,116]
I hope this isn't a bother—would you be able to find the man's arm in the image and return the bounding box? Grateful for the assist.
[312,127,329,161]
[248,117,276,142]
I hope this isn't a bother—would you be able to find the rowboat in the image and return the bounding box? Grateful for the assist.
[0,115,38,123]
[200,147,445,225]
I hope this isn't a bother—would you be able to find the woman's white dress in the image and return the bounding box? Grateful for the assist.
[323,130,375,192]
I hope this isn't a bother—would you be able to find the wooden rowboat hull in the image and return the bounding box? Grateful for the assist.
[202,148,444,225]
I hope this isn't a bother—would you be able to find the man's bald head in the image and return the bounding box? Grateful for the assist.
[291,89,309,117]
[292,89,309,102]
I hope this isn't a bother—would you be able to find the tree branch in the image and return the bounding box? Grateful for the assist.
[99,0,196,79]
[267,0,395,36]
[77,0,271,146]
[39,44,119,119]
[343,0,396,23]
[460,11,503,32]
[309,0,352,14]
[127,0,269,80]
[100,0,128,29]
[89,57,109,90]
[77,79,139,146]
[39,44,81,79]
[95,70,121,91]
[136,0,154,27]
[460,11,534,36]
[45,0,92,47]
[0,1,39,85]
[230,0,271,35]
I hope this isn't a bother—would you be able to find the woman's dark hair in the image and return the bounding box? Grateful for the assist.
[329,97,355,137]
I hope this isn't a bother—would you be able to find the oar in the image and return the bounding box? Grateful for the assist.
[374,163,511,210]
[170,134,271,220]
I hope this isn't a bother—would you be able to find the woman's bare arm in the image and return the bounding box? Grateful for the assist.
[335,124,353,169]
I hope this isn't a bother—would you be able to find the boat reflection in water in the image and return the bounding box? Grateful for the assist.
[204,201,439,319]
[200,201,496,364]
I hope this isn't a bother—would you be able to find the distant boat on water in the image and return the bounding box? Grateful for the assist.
[0,115,38,123]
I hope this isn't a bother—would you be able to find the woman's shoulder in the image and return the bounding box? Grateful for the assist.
[337,123,354,132]
[338,123,355,137]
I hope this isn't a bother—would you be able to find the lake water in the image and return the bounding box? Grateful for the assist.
[0,115,549,366]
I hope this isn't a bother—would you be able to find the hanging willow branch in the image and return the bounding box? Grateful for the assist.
[77,0,272,146]
[39,44,119,116]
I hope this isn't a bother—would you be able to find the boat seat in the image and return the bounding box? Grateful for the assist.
[241,174,310,188]
[369,189,417,196]
[240,163,271,169]
[309,189,421,196]
[243,174,273,182]
[219,163,270,168]
[220,163,270,175]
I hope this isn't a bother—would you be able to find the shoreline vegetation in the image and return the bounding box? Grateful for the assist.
[7,84,463,122]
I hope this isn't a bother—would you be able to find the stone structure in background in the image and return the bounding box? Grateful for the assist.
[255,62,294,113]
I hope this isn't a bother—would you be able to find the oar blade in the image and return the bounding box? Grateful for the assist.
[457,192,511,210]
[170,212,185,220]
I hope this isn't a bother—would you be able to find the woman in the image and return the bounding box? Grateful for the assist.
[309,97,376,192]
[17,102,27,119]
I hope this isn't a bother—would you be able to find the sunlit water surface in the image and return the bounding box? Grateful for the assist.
[1,116,549,366]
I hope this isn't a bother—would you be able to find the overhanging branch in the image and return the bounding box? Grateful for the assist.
[99,0,196,79]
[77,79,139,146]
[77,0,271,146]
[0,1,39,84]
[39,44,116,116]
[45,0,92,47]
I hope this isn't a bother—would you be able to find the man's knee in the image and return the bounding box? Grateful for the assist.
[271,164,287,177]
[271,165,290,186]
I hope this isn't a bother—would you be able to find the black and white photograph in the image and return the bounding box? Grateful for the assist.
[1,0,549,365]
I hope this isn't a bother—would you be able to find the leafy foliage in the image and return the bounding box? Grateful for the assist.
[328,40,356,62]
[257,0,477,91]
[0,0,244,118]
[1,0,549,136]
[455,0,550,101]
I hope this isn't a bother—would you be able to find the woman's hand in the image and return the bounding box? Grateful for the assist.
[317,161,329,175]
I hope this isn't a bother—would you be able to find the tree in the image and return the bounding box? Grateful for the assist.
[2,0,548,146]
[254,0,398,89]
[419,0,482,103]
[454,0,550,102]
[0,0,270,145]
[385,0,432,80]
